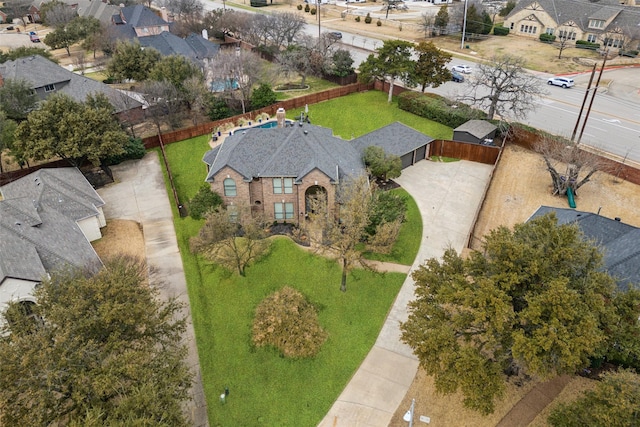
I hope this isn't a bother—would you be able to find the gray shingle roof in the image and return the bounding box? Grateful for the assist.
[351,122,434,157]
[454,120,498,139]
[0,55,143,114]
[138,32,219,62]
[121,5,167,27]
[0,168,104,285]
[79,0,119,24]
[530,206,640,291]
[204,123,365,183]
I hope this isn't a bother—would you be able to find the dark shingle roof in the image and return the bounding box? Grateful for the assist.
[0,168,104,285]
[529,206,640,291]
[0,56,142,114]
[454,120,498,139]
[204,123,365,183]
[351,122,434,157]
[138,32,219,62]
[121,5,167,27]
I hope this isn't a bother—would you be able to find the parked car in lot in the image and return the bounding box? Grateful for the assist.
[452,64,472,74]
[547,76,574,88]
[29,31,40,42]
[327,31,342,40]
[451,71,465,83]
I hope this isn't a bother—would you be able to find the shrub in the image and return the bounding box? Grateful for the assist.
[103,138,146,165]
[251,83,277,110]
[297,4,302,9]
[355,15,361,22]
[304,3,310,12]
[376,19,382,26]
[576,40,600,50]
[493,24,509,36]
[366,190,406,236]
[620,50,639,58]
[364,13,372,24]
[539,33,556,43]
[188,185,223,220]
[397,91,486,128]
[252,287,328,358]
[310,7,316,14]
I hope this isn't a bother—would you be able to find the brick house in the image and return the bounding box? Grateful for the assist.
[505,0,640,51]
[203,116,433,224]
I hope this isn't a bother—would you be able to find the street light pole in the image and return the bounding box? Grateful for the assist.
[460,0,468,49]
[318,0,321,40]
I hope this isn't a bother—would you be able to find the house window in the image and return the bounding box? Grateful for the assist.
[520,25,537,34]
[559,30,576,40]
[587,34,597,43]
[510,22,514,30]
[588,19,604,29]
[223,178,236,196]
[273,178,293,194]
[274,202,294,220]
[605,38,623,48]
[546,28,554,35]
[44,84,55,92]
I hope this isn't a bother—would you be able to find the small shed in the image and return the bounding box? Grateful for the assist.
[453,120,498,145]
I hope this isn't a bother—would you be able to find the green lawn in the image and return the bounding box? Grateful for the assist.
[287,90,454,141]
[156,91,449,425]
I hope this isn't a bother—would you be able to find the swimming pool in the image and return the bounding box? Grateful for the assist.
[232,120,292,134]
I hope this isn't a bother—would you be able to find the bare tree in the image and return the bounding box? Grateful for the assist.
[418,12,434,39]
[141,80,184,133]
[265,12,306,51]
[40,1,77,28]
[459,54,545,120]
[181,75,208,124]
[304,175,375,293]
[278,35,324,88]
[190,205,269,277]
[534,133,607,196]
[6,0,32,28]
[555,25,577,59]
[160,0,203,19]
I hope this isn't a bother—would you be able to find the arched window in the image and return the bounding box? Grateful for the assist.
[223,178,236,196]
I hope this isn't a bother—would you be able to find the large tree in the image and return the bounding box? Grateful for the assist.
[401,213,638,414]
[191,206,269,276]
[40,0,76,28]
[458,54,544,120]
[148,55,202,93]
[411,41,452,92]
[107,40,161,82]
[434,5,449,35]
[0,257,192,426]
[14,93,128,167]
[358,40,415,103]
[0,111,17,173]
[43,16,100,56]
[548,370,640,426]
[363,145,402,182]
[0,78,38,120]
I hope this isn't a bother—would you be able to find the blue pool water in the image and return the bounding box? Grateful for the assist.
[232,120,292,134]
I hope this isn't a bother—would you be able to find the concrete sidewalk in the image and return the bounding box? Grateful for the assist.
[319,159,493,427]
[97,152,209,427]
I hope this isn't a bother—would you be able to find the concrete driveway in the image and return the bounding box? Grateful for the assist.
[97,152,209,427]
[319,159,493,426]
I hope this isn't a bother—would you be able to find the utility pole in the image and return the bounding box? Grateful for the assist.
[460,0,468,49]
[571,63,596,142]
[577,51,609,144]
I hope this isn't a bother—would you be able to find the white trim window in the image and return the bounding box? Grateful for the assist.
[273,178,294,194]
[223,178,236,196]
[274,202,294,220]
[588,19,604,29]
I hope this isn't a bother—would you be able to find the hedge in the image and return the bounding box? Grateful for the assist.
[576,40,600,50]
[539,33,556,43]
[397,92,486,128]
[493,25,509,36]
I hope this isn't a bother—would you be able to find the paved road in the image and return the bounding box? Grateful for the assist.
[97,153,209,427]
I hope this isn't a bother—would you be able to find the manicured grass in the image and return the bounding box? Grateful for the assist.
[156,91,446,424]
[288,90,454,141]
[83,71,109,82]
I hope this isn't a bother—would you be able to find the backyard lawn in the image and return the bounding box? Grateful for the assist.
[158,91,451,425]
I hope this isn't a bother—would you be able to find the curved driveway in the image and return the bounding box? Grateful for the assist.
[319,159,494,426]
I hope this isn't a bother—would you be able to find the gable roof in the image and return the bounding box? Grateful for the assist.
[454,120,498,139]
[0,55,143,114]
[351,122,434,157]
[139,32,219,62]
[79,0,119,24]
[529,206,640,291]
[120,5,168,27]
[204,122,365,183]
[0,168,104,285]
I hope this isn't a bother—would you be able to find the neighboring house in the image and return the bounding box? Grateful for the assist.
[0,168,105,314]
[506,0,640,51]
[453,120,498,145]
[529,206,640,291]
[351,122,434,169]
[111,5,171,39]
[0,10,8,23]
[78,0,120,24]
[0,55,144,123]
[202,115,433,224]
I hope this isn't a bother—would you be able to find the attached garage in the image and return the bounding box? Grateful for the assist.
[351,122,434,169]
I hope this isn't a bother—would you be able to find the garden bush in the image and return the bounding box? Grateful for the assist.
[355,15,361,22]
[576,40,600,50]
[365,13,372,24]
[304,3,310,12]
[493,24,509,36]
[297,4,302,9]
[376,19,382,26]
[252,287,327,358]
[310,8,316,14]
[366,190,407,236]
[104,137,146,165]
[251,83,277,110]
[539,33,556,43]
[397,91,486,128]
[188,185,223,220]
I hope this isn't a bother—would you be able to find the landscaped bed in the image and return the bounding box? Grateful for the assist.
[158,91,450,425]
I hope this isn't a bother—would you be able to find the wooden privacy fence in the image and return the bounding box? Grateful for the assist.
[429,139,501,165]
[141,82,374,149]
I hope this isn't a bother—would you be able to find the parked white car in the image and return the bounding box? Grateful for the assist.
[547,77,574,88]
[451,65,472,74]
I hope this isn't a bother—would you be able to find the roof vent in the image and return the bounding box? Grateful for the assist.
[15,221,21,226]
[615,217,621,221]
[304,130,308,135]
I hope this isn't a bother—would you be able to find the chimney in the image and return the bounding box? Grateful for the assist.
[160,6,169,22]
[202,29,208,40]
[276,108,286,128]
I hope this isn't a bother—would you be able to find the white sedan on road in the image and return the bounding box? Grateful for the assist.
[451,65,472,74]
[547,77,575,88]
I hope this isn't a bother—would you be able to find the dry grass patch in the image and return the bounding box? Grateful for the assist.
[92,219,145,260]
